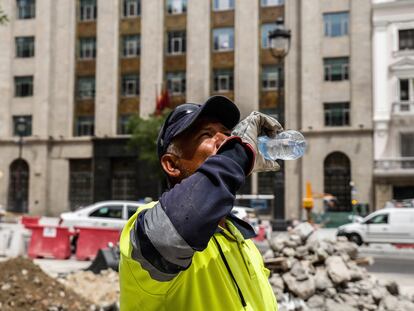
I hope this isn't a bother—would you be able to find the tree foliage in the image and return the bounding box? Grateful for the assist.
[127,110,171,179]
[0,5,8,25]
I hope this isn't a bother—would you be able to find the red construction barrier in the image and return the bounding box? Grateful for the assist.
[26,225,72,259]
[394,243,414,249]
[21,215,41,228]
[253,225,267,242]
[75,227,121,261]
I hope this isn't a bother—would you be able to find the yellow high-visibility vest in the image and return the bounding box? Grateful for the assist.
[119,202,278,311]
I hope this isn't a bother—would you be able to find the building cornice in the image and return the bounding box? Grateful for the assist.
[301,128,373,136]
[373,0,414,11]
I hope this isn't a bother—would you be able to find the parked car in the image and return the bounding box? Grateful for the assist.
[232,206,272,239]
[232,206,255,221]
[337,207,414,246]
[60,200,144,229]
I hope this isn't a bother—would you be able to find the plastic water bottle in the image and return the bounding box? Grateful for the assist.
[258,130,307,161]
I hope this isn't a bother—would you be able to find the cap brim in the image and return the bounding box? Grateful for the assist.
[174,95,240,137]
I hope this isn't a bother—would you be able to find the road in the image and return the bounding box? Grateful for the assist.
[361,252,414,297]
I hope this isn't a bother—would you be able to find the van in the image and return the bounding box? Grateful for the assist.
[336,208,414,246]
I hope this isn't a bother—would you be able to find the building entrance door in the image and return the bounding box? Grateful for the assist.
[8,159,30,213]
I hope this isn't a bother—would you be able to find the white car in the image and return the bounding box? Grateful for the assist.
[232,206,256,221]
[337,207,414,246]
[60,201,144,229]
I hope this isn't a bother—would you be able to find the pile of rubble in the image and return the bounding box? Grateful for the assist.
[58,269,119,310]
[0,257,95,311]
[263,223,414,311]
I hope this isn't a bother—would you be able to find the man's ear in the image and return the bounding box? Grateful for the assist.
[160,154,181,179]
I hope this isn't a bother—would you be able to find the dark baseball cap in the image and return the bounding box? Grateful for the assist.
[157,95,240,159]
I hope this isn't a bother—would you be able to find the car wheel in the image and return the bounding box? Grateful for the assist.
[71,235,78,253]
[348,233,362,246]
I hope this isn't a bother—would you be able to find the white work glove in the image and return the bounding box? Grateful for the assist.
[231,111,283,173]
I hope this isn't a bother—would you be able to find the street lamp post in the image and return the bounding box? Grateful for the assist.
[268,18,291,125]
[15,117,28,213]
[268,19,291,228]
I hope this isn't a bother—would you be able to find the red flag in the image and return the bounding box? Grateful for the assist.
[155,85,170,115]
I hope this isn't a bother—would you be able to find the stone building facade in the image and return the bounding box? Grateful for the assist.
[285,0,373,218]
[372,0,414,209]
[0,0,374,220]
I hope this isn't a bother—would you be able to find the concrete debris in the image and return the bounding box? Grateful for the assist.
[265,222,414,311]
[58,269,119,309]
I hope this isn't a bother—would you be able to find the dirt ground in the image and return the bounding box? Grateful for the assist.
[0,257,95,311]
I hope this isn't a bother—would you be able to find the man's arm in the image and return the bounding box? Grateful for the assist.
[130,141,251,281]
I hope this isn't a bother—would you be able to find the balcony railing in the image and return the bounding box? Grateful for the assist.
[392,101,414,114]
[375,157,414,170]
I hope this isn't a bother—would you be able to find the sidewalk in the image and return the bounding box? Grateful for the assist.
[33,257,90,277]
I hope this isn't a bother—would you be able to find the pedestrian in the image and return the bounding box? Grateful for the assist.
[119,95,282,310]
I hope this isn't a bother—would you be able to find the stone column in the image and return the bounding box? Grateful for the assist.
[0,0,13,138]
[284,0,302,220]
[0,0,14,209]
[95,0,120,136]
[140,0,164,117]
[186,0,210,103]
[234,0,259,118]
[50,0,77,137]
[373,21,389,159]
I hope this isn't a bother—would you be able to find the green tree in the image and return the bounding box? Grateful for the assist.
[0,5,8,24]
[127,110,171,185]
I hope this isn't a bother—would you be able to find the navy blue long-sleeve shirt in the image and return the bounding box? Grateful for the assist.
[129,141,253,279]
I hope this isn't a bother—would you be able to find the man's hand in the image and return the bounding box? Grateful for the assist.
[232,111,283,173]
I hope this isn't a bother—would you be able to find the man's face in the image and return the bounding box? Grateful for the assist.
[168,117,231,181]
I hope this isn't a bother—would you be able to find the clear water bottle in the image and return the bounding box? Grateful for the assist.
[258,130,307,161]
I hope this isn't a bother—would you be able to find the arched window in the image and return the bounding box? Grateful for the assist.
[8,159,30,213]
[324,152,351,212]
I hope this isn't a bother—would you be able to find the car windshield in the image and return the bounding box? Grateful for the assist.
[90,205,123,219]
[127,205,139,219]
[364,213,388,224]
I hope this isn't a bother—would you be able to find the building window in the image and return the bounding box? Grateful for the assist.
[111,159,137,200]
[213,28,234,51]
[13,115,32,136]
[324,152,352,212]
[122,35,140,57]
[75,116,94,136]
[261,23,277,49]
[167,0,187,15]
[399,78,414,101]
[324,102,350,126]
[399,29,414,51]
[79,37,96,59]
[79,0,97,21]
[324,57,349,81]
[16,0,35,19]
[401,133,414,168]
[167,71,186,96]
[121,74,139,97]
[261,0,284,7]
[15,37,35,58]
[69,159,93,210]
[213,68,233,92]
[76,77,95,99]
[213,0,234,11]
[118,115,132,135]
[324,12,349,37]
[123,0,140,17]
[14,76,33,97]
[262,66,279,90]
[167,31,186,55]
